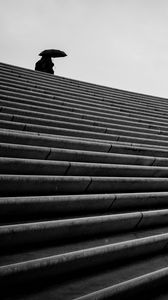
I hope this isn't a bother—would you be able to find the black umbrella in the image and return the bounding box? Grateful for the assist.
[39,49,67,58]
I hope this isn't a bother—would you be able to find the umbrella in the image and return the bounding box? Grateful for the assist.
[39,49,67,58]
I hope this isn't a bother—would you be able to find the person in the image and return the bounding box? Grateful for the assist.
[35,56,54,74]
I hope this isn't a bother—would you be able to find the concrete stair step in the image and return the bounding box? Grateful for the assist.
[2,210,168,250]
[2,129,168,157]
[0,129,121,153]
[1,249,168,299]
[3,157,168,177]
[2,142,168,166]
[76,266,168,300]
[1,175,168,197]
[0,227,168,285]
[1,232,168,292]
[2,192,168,223]
[2,226,168,294]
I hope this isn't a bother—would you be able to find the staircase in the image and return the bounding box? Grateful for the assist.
[1,62,168,299]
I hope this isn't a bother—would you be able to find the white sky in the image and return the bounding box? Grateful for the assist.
[1,0,168,98]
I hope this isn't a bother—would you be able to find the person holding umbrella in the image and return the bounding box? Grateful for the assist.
[35,56,54,74]
[35,49,67,74]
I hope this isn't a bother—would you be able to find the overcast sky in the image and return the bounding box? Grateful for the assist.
[1,0,168,98]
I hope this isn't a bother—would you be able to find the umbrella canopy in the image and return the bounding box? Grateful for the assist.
[39,49,67,58]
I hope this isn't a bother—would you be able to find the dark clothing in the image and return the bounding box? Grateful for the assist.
[35,57,54,74]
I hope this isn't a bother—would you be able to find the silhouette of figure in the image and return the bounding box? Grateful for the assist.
[35,56,54,74]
